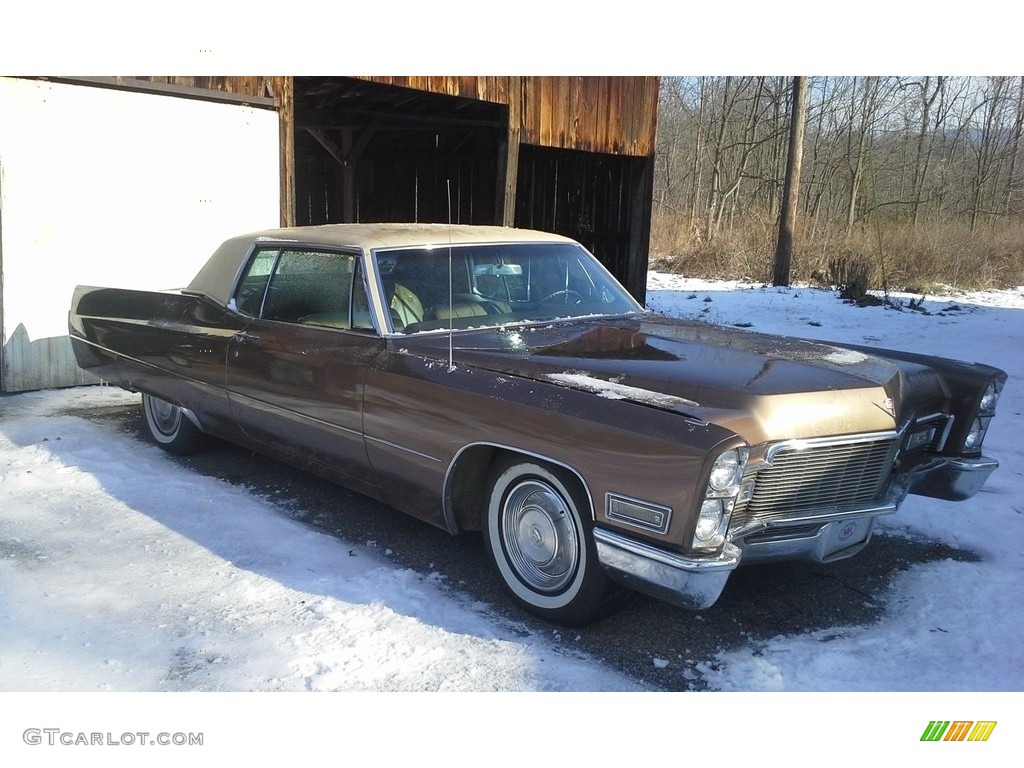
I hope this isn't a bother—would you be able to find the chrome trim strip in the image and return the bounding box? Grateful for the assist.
[73,338,228,395]
[227,390,363,439]
[364,434,442,463]
[180,407,205,433]
[730,501,897,537]
[763,430,900,465]
[361,250,392,336]
[76,317,239,338]
[937,414,955,452]
[442,442,597,534]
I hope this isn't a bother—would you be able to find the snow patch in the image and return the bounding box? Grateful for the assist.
[545,372,699,409]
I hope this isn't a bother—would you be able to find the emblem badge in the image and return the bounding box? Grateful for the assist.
[838,521,858,541]
[875,397,896,418]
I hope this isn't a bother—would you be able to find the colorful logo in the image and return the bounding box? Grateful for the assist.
[921,721,997,742]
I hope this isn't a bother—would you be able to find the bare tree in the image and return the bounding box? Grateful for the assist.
[650,74,1024,285]
[773,77,808,286]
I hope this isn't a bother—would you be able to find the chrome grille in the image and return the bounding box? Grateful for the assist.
[736,435,898,528]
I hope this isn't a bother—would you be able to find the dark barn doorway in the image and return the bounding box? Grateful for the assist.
[290,76,653,302]
[294,77,505,227]
[515,145,651,299]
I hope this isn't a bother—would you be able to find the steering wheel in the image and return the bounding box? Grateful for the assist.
[539,289,584,304]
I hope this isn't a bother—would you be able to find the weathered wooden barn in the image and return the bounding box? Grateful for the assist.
[0,75,659,392]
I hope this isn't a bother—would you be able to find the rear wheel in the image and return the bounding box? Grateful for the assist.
[483,457,619,625]
[142,393,207,455]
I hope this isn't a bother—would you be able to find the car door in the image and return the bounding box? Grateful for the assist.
[225,245,384,484]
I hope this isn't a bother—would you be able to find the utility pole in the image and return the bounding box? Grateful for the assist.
[773,76,808,286]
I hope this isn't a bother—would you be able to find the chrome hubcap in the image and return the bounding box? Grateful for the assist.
[501,480,578,593]
[147,397,180,436]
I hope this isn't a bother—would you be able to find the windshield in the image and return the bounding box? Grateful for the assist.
[373,242,642,334]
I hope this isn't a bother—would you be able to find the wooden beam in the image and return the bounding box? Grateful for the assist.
[274,76,296,227]
[306,127,349,168]
[32,76,276,108]
[305,116,382,169]
[627,155,655,305]
[341,129,355,222]
[299,109,503,131]
[497,77,523,226]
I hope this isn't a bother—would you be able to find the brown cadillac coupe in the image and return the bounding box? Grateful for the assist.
[69,224,1006,625]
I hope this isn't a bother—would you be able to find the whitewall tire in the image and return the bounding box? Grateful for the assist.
[483,457,618,625]
[142,393,207,455]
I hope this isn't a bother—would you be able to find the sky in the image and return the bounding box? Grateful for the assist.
[2,3,1022,75]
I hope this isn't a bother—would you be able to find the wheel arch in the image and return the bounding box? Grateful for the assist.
[443,442,596,534]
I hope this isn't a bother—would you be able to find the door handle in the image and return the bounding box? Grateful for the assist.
[234,331,260,343]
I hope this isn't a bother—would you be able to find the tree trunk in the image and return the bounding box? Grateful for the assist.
[773,77,808,286]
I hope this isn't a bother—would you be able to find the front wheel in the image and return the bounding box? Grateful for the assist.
[142,393,208,455]
[483,457,619,625]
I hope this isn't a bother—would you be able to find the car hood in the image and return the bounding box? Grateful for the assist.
[397,314,950,444]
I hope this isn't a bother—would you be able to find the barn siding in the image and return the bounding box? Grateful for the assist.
[356,76,659,157]
[132,75,274,99]
[82,76,659,157]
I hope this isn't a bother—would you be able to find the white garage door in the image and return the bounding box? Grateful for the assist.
[0,77,280,391]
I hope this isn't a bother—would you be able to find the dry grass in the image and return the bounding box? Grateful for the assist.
[650,210,1024,291]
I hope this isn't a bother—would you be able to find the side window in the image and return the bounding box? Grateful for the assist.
[261,250,357,327]
[234,248,279,317]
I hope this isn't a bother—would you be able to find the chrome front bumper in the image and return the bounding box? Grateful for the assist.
[593,454,998,611]
[908,455,999,501]
[594,528,740,610]
[733,514,880,564]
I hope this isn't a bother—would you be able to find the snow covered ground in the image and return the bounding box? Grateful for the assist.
[0,385,638,693]
[2,274,1023,760]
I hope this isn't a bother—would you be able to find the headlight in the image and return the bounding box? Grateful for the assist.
[709,450,743,493]
[693,447,749,550]
[695,499,728,546]
[963,414,995,454]
[979,382,1000,413]
[964,417,984,451]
